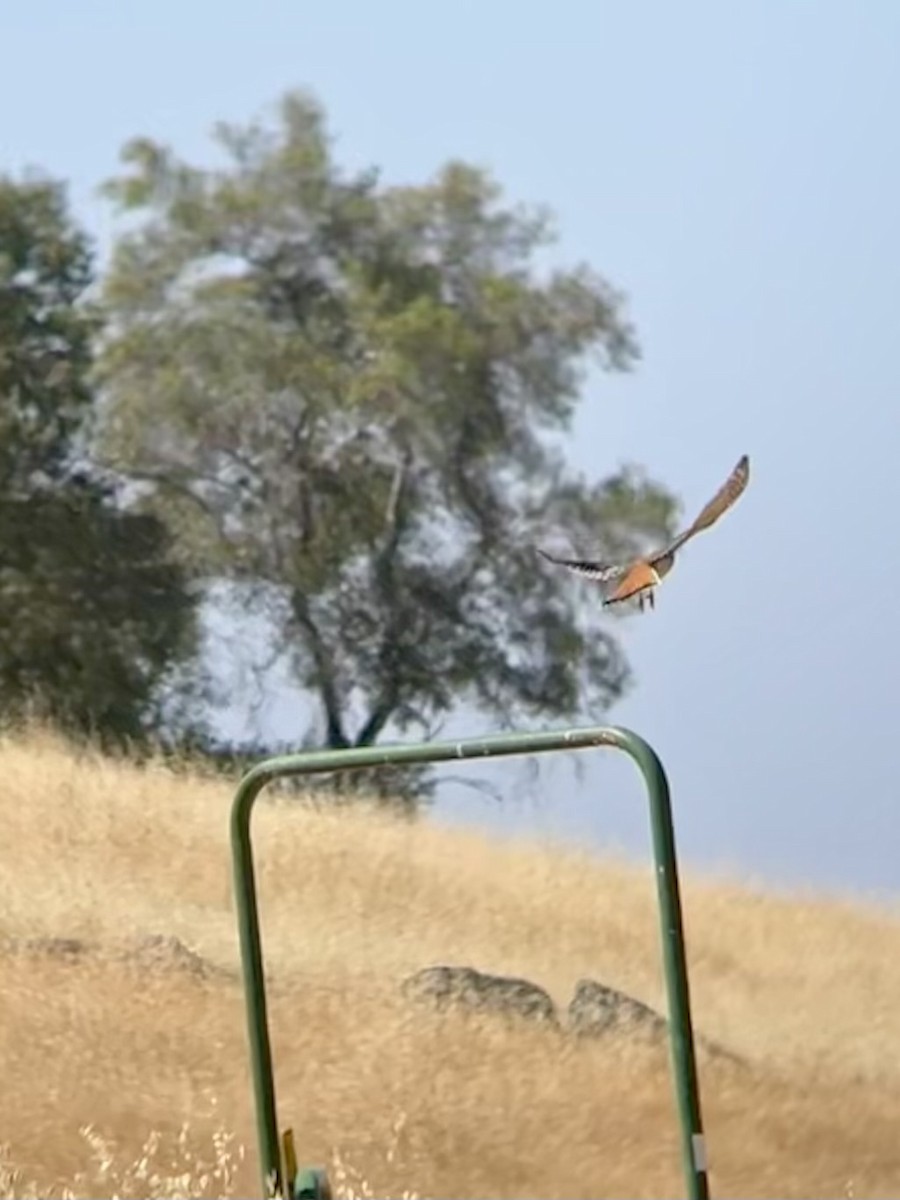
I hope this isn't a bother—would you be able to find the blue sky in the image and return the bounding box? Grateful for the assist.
[4,0,899,898]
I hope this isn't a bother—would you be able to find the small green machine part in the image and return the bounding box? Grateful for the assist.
[231,723,710,1199]
[282,1129,331,1200]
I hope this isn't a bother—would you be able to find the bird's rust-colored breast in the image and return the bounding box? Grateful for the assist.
[606,560,661,604]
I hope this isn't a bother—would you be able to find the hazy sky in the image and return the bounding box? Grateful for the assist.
[4,0,899,899]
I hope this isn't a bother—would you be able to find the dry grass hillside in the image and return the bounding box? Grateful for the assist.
[1,728,899,1198]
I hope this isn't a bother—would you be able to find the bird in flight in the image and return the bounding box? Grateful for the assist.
[538,454,750,611]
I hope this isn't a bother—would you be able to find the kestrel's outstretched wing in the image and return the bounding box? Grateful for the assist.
[652,454,750,563]
[536,548,627,592]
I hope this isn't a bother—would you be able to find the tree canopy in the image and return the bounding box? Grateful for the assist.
[0,175,198,743]
[0,175,95,490]
[95,90,677,770]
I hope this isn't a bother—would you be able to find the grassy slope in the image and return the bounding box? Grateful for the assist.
[0,730,899,1198]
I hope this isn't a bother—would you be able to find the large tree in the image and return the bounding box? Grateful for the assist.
[0,174,198,743]
[95,90,677,766]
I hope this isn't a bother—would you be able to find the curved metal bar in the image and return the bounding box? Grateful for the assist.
[230,724,708,1199]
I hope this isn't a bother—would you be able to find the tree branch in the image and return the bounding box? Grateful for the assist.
[354,448,413,747]
[290,590,350,749]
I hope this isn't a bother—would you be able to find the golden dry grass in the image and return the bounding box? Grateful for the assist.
[1,727,899,1198]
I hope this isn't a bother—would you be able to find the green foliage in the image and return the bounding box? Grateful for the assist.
[0,174,198,743]
[0,175,95,488]
[95,90,678,759]
[0,480,197,743]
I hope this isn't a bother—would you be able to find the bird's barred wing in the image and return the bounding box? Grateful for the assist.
[655,454,750,560]
[537,547,627,592]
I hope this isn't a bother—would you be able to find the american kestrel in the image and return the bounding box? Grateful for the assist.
[539,454,750,611]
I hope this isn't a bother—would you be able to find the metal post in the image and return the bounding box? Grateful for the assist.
[230,725,709,1199]
[231,766,283,1198]
[617,730,709,1200]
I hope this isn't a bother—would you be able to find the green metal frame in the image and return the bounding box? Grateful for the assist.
[230,724,709,1199]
